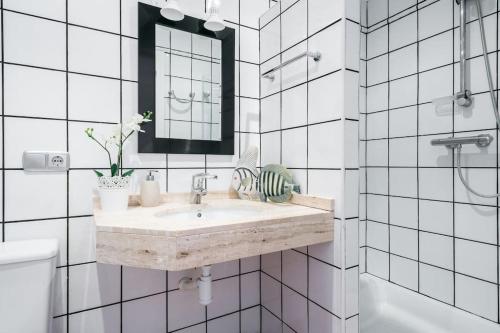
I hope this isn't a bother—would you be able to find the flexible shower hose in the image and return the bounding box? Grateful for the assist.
[455,0,500,198]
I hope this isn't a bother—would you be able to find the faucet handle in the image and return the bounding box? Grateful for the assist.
[192,172,218,190]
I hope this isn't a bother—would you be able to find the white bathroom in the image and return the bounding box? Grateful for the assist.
[1,0,500,333]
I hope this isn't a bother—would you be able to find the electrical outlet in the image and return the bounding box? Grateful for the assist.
[23,151,70,172]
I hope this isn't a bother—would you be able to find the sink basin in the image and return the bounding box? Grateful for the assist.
[155,205,262,223]
[94,191,334,271]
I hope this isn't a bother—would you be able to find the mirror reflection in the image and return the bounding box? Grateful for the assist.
[155,24,222,141]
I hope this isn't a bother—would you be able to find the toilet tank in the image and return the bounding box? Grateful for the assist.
[0,239,59,333]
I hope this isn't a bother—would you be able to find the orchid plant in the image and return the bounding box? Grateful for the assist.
[84,111,153,178]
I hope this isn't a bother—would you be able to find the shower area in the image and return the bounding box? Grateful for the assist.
[360,0,500,331]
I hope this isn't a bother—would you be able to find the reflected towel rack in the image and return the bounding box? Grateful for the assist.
[261,51,322,80]
[169,90,195,103]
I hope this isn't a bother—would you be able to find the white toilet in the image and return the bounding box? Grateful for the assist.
[0,239,59,333]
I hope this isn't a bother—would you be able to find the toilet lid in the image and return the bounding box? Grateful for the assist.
[0,239,59,265]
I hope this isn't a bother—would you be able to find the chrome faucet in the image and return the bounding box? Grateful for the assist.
[191,173,218,204]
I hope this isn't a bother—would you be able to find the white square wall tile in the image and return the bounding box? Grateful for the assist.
[241,272,260,308]
[240,27,259,64]
[419,232,454,270]
[123,295,166,333]
[367,221,389,251]
[345,21,360,71]
[4,219,67,266]
[366,248,389,279]
[419,168,453,201]
[5,171,67,221]
[68,217,96,265]
[455,203,496,244]
[5,117,66,168]
[207,313,239,333]
[282,127,307,168]
[69,263,121,312]
[261,131,281,166]
[390,255,418,291]
[4,12,66,70]
[282,286,308,333]
[240,62,259,98]
[418,0,453,39]
[455,239,497,283]
[308,23,343,80]
[308,0,343,35]
[419,263,454,304]
[308,257,342,316]
[308,121,343,168]
[207,277,239,319]
[168,289,205,331]
[281,0,307,51]
[261,307,282,333]
[69,170,99,216]
[345,267,359,317]
[260,18,281,63]
[282,250,307,295]
[261,93,281,132]
[389,12,416,51]
[389,197,418,229]
[241,307,260,333]
[69,74,121,123]
[368,0,388,26]
[308,71,343,123]
[419,199,453,236]
[261,272,282,318]
[68,26,120,78]
[4,64,66,119]
[4,0,66,21]
[389,75,417,109]
[282,84,307,128]
[309,301,341,333]
[241,0,269,28]
[240,97,260,133]
[68,0,120,33]
[68,121,119,168]
[390,226,418,259]
[455,274,498,321]
[122,37,138,81]
[68,304,120,333]
[367,26,388,59]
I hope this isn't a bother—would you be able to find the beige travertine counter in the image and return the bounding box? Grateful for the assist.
[94,191,334,271]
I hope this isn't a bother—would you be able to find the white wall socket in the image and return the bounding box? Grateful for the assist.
[23,151,70,172]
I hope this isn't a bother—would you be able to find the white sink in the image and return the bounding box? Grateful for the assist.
[155,205,261,223]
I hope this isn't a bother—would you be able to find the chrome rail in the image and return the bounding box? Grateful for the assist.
[261,51,321,80]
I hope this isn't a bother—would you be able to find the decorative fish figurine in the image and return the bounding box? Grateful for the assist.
[232,167,259,200]
[231,146,260,200]
[257,164,301,203]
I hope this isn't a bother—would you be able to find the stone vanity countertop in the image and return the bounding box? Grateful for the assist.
[94,191,334,237]
[94,191,335,271]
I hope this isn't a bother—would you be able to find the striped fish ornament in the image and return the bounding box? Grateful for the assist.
[231,167,259,200]
[257,164,301,203]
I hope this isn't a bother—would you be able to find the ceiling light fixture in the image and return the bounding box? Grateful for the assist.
[204,0,225,32]
[160,0,184,21]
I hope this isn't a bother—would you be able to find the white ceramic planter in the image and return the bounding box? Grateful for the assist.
[97,176,131,212]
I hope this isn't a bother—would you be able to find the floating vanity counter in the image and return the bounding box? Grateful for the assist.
[94,192,334,271]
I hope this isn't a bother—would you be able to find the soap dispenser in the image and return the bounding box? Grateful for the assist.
[140,170,160,207]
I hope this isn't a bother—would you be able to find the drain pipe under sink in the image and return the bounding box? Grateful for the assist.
[178,265,213,305]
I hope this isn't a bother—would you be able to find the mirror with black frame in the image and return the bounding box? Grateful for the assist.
[138,3,235,155]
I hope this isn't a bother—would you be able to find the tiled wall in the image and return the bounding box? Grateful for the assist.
[360,0,500,323]
[0,0,270,332]
[259,0,360,332]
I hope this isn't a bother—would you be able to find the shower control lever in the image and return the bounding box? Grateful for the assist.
[431,134,494,149]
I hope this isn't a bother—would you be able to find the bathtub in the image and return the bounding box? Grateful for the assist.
[360,274,500,333]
